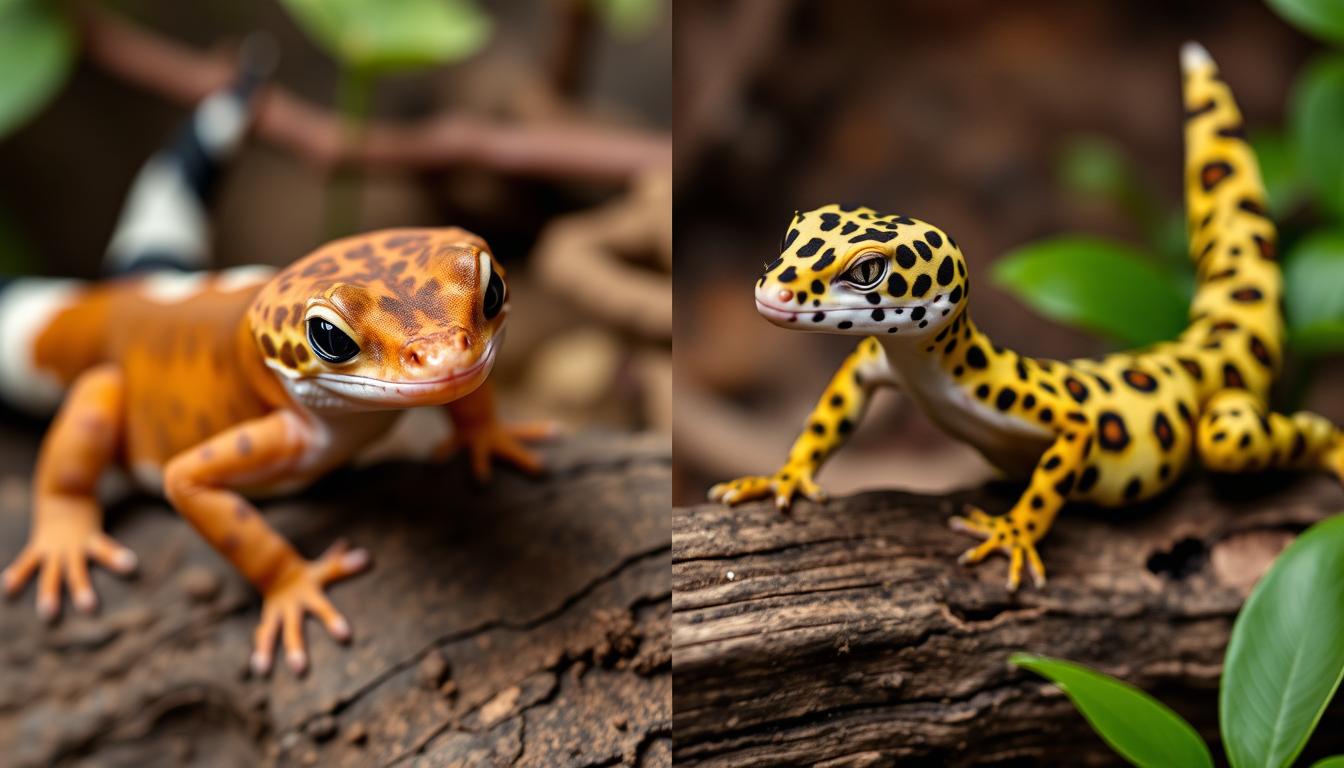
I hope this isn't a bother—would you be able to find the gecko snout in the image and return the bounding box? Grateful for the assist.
[399,330,475,377]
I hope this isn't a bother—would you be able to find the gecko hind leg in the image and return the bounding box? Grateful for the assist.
[1196,390,1343,479]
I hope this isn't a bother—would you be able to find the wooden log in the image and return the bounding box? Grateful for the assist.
[0,431,670,768]
[673,474,1344,766]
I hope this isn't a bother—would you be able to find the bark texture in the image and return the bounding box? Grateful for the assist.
[0,431,670,768]
[673,474,1344,766]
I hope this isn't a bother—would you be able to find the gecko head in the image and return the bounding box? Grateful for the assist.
[753,204,969,340]
[247,228,508,411]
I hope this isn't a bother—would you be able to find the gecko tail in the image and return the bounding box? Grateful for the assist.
[103,32,278,277]
[1179,41,1283,398]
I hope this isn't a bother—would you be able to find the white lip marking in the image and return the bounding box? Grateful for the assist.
[273,343,497,409]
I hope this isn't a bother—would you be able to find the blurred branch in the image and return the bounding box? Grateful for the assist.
[77,7,669,183]
[533,168,672,339]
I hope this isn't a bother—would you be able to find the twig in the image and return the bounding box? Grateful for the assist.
[76,7,670,183]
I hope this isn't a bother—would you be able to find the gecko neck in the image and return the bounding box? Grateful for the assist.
[235,315,292,411]
[883,307,999,372]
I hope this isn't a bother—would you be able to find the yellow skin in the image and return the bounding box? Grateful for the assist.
[1,227,552,675]
[711,44,1344,591]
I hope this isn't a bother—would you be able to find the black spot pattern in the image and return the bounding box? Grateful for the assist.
[1200,160,1233,191]
[1098,412,1131,451]
[1078,466,1099,493]
[812,248,836,271]
[996,389,1017,411]
[937,256,954,285]
[1249,335,1273,367]
[1123,477,1142,501]
[895,245,917,269]
[777,266,797,283]
[849,228,898,244]
[796,238,824,259]
[911,274,931,297]
[925,230,943,248]
[1122,369,1158,392]
[888,273,908,296]
[965,345,988,369]
[1064,377,1089,404]
[1154,412,1175,450]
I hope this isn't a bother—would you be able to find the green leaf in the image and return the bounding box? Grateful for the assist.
[1289,320,1344,356]
[991,236,1189,348]
[1290,55,1344,221]
[1221,514,1344,768]
[280,0,491,72]
[1057,136,1135,203]
[1311,758,1344,768]
[1267,0,1344,45]
[0,0,75,139]
[1251,130,1308,218]
[1284,229,1344,332]
[592,0,661,38]
[1011,653,1213,768]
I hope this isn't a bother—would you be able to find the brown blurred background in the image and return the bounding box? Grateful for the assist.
[673,0,1339,505]
[0,0,672,437]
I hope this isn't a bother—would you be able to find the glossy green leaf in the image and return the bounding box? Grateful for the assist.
[1011,654,1213,768]
[991,236,1189,347]
[1268,0,1344,45]
[1251,130,1308,218]
[280,0,491,72]
[592,0,661,38]
[1290,55,1344,221]
[0,0,75,139]
[1311,757,1344,768]
[1284,230,1344,332]
[1221,514,1344,768]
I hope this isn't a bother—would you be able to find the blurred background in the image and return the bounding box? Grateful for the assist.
[0,0,671,441]
[674,0,1344,505]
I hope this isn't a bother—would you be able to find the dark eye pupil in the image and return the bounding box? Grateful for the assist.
[306,318,359,363]
[483,270,506,320]
[849,259,882,285]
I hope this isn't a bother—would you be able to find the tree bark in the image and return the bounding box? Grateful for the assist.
[673,473,1344,766]
[0,431,670,768]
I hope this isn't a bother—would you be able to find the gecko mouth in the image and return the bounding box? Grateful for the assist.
[755,299,940,325]
[308,342,497,406]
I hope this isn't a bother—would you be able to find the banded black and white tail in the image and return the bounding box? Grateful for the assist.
[104,33,277,276]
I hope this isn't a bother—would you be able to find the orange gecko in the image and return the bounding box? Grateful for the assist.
[0,48,549,675]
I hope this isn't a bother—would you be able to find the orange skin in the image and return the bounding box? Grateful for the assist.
[1,228,552,675]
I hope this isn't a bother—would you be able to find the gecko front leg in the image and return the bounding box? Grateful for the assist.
[3,365,138,618]
[951,423,1094,591]
[710,336,897,510]
[163,411,369,675]
[438,380,557,482]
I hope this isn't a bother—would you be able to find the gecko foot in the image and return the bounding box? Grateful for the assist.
[438,420,559,482]
[949,504,1046,592]
[251,539,370,677]
[2,494,138,621]
[708,464,828,511]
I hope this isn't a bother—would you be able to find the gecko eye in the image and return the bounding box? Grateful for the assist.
[840,256,887,290]
[483,268,506,320]
[306,317,360,363]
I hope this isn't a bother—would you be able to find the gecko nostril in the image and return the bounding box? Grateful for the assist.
[778,289,794,303]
